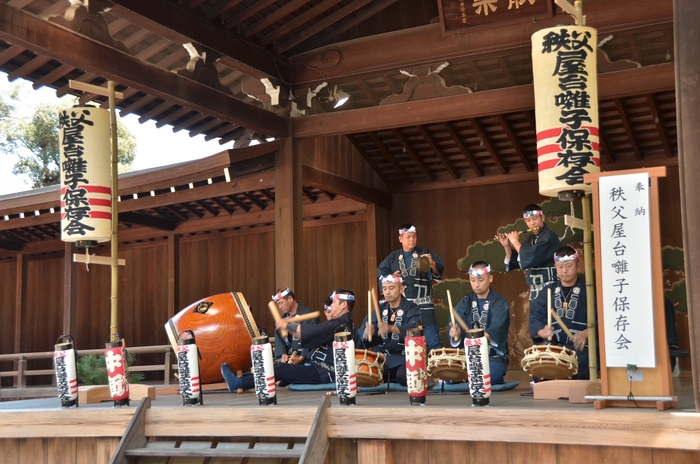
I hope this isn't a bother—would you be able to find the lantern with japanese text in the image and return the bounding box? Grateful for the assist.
[405,326,428,405]
[105,338,130,406]
[465,328,491,406]
[532,25,599,199]
[59,106,112,246]
[250,333,276,405]
[333,329,357,405]
[54,335,79,407]
[177,330,203,406]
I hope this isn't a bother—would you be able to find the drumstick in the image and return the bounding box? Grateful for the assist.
[446,290,457,342]
[548,308,577,342]
[452,309,469,333]
[370,287,383,337]
[268,300,287,338]
[288,351,298,364]
[367,291,372,343]
[547,288,552,342]
[285,311,321,324]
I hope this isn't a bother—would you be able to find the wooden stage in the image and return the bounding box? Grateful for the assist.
[0,370,698,464]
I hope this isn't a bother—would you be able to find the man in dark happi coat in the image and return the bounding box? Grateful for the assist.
[222,289,355,391]
[449,261,510,384]
[530,246,591,379]
[357,275,422,386]
[499,204,561,300]
[377,223,444,351]
[271,287,320,364]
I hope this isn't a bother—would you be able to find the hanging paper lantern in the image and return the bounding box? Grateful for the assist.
[532,25,600,198]
[59,106,112,244]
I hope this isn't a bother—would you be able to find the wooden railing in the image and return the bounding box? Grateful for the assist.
[0,344,175,394]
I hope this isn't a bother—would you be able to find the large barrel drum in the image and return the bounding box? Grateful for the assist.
[165,292,260,384]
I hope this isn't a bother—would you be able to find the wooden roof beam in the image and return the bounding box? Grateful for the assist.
[260,0,345,47]
[7,55,51,81]
[469,118,507,174]
[599,130,614,164]
[347,134,392,187]
[0,3,288,137]
[205,0,245,21]
[496,114,533,172]
[646,94,673,158]
[225,0,277,29]
[243,0,310,38]
[179,202,204,219]
[302,187,318,203]
[613,98,642,160]
[242,192,267,211]
[209,197,234,215]
[417,125,459,179]
[195,200,220,217]
[444,122,483,177]
[31,63,74,90]
[165,205,189,221]
[368,131,412,183]
[119,211,178,231]
[136,99,173,122]
[392,129,435,181]
[293,64,675,138]
[108,0,293,82]
[0,239,23,251]
[187,118,223,138]
[302,164,392,208]
[276,0,373,54]
[227,195,251,213]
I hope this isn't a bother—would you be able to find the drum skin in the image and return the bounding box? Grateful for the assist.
[166,292,259,384]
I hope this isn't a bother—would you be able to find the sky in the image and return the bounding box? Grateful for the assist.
[0,73,228,196]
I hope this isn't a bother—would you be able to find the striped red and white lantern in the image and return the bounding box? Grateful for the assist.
[177,330,203,406]
[333,330,357,405]
[105,339,130,406]
[465,328,491,406]
[54,335,79,407]
[405,326,428,405]
[532,25,599,198]
[59,106,112,243]
[251,334,276,405]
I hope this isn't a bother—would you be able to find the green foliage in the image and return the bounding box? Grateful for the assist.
[76,352,144,385]
[662,246,685,272]
[0,84,137,188]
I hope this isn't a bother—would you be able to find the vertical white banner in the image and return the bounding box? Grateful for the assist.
[599,173,655,367]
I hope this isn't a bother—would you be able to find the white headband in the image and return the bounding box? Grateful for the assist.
[399,226,416,235]
[272,288,291,303]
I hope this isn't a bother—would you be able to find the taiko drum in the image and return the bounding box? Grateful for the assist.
[165,292,260,384]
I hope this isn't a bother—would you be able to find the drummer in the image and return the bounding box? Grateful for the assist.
[448,261,510,385]
[221,289,355,391]
[271,287,320,364]
[529,246,591,379]
[357,275,422,386]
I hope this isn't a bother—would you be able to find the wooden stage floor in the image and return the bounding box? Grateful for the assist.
[1,370,699,463]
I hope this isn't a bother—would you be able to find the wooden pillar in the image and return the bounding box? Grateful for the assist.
[167,233,180,315]
[14,254,27,387]
[674,0,700,411]
[367,203,392,291]
[275,136,303,291]
[358,439,392,464]
[63,242,78,337]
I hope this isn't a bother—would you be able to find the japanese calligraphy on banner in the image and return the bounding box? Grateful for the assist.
[438,0,552,33]
[599,173,655,368]
[532,26,600,197]
[59,106,112,242]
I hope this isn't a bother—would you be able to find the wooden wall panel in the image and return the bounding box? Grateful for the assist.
[303,220,368,330]
[0,260,17,358]
[23,256,63,354]
[179,231,276,332]
[301,135,387,191]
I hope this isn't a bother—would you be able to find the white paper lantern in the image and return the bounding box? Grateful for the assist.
[532,25,600,197]
[59,106,112,243]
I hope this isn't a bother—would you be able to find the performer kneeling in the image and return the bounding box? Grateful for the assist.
[449,261,510,385]
[356,275,421,386]
[221,289,355,391]
[529,246,591,379]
